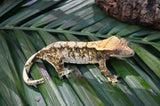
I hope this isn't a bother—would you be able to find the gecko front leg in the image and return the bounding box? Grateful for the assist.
[99,59,119,85]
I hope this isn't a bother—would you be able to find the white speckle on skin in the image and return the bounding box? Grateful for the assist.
[78,42,84,48]
[77,42,87,48]
[62,49,68,57]
[54,42,61,48]
[68,42,76,48]
[74,52,80,62]
[60,42,67,47]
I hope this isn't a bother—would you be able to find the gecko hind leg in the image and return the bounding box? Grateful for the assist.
[49,59,73,79]
[99,59,120,85]
[55,64,73,79]
[44,55,72,79]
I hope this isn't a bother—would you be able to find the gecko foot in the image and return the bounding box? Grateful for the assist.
[107,75,120,85]
[59,68,73,79]
[59,74,70,79]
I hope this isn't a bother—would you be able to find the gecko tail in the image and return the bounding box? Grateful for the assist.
[23,53,44,86]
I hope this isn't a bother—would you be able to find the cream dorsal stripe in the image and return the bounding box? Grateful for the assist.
[23,36,134,86]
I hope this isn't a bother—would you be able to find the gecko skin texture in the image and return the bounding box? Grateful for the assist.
[23,36,134,85]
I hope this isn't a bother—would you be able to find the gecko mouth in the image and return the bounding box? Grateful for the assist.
[110,50,135,57]
[122,50,135,57]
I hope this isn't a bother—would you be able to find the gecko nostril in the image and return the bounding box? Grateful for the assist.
[130,51,135,56]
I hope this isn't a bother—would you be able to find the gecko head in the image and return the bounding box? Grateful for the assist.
[109,38,135,57]
[91,36,135,57]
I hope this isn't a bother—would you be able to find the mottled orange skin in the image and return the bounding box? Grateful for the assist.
[23,36,134,85]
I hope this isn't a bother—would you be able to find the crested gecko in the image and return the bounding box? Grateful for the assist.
[23,36,134,85]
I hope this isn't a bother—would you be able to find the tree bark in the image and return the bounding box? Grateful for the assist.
[95,0,160,30]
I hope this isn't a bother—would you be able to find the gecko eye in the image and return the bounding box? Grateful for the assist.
[114,49,119,54]
[110,5,114,7]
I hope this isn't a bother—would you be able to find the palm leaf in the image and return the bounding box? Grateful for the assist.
[0,0,160,105]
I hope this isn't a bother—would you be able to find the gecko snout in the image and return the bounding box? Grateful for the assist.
[129,50,135,57]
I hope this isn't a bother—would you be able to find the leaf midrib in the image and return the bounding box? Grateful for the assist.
[0,26,106,38]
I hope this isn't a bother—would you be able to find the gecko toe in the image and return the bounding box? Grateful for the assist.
[116,74,120,78]
[65,74,71,79]
[59,75,64,80]
[107,80,112,83]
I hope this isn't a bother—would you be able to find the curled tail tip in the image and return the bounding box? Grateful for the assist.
[24,77,45,85]
[23,53,45,86]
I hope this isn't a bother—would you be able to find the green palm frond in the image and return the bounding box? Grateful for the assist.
[0,0,160,105]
